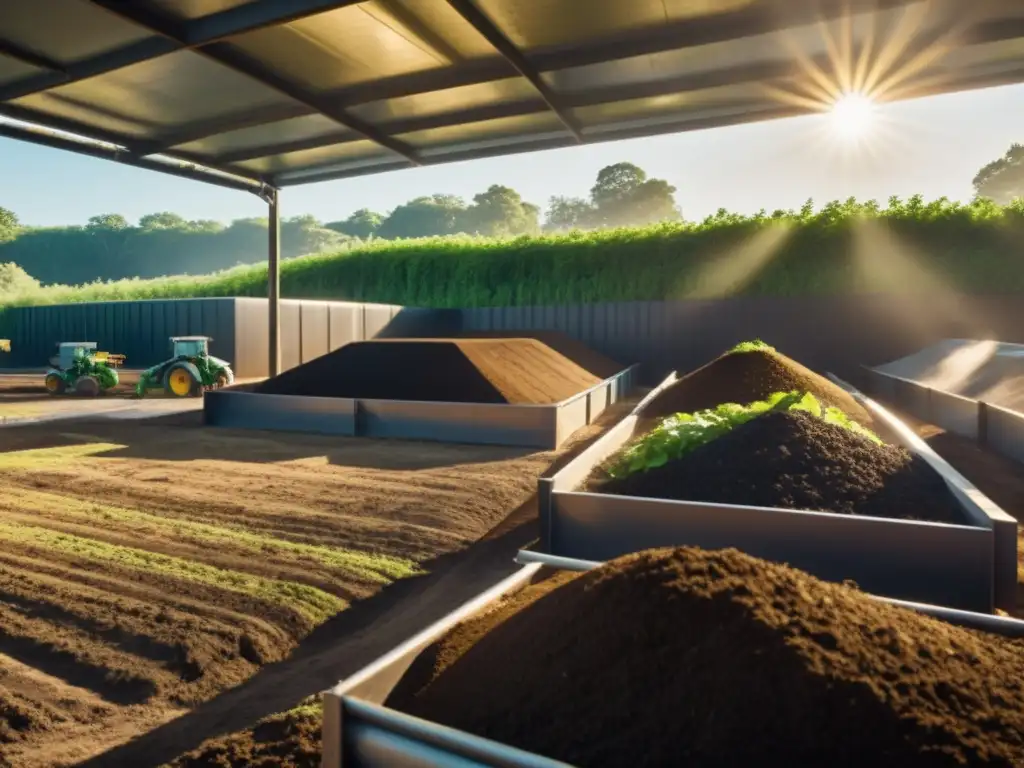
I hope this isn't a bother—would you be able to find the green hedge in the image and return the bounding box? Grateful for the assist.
[3,195,1023,311]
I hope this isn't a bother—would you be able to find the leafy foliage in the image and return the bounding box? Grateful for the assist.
[0,206,19,243]
[326,208,383,239]
[605,391,882,480]
[974,143,1024,205]
[0,214,353,286]
[729,339,775,354]
[2,195,1024,311]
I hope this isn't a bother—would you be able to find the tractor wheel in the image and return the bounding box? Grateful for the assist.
[44,373,65,396]
[74,376,100,397]
[164,364,200,398]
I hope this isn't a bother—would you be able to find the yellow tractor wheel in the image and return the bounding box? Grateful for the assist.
[164,365,199,398]
[44,373,65,395]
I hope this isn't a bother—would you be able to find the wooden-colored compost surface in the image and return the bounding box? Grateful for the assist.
[257,338,603,404]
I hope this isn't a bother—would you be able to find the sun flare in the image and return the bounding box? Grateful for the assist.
[830,92,877,139]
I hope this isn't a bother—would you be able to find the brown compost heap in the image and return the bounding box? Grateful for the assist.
[256,338,602,403]
[456,330,625,378]
[640,346,875,426]
[388,547,1024,767]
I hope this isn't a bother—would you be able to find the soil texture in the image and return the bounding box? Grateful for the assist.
[388,547,1024,767]
[256,338,601,404]
[0,414,586,767]
[166,702,320,768]
[640,348,875,426]
[596,410,964,523]
[456,331,625,378]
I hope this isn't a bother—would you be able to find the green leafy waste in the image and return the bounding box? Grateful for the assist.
[728,339,775,354]
[606,391,883,480]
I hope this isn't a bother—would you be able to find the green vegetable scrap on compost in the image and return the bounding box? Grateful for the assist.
[728,339,775,354]
[606,391,882,479]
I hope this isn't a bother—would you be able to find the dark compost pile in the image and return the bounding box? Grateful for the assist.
[641,347,875,426]
[596,410,964,523]
[256,338,601,404]
[387,547,1024,768]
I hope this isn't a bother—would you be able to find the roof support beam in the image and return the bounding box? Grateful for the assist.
[82,0,422,165]
[212,99,549,163]
[184,0,365,45]
[442,0,582,141]
[0,38,64,72]
[0,119,267,195]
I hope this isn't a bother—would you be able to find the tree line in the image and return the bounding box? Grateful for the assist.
[0,162,679,286]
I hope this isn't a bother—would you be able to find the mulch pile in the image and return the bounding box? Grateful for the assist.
[167,703,320,768]
[388,547,1024,767]
[596,410,964,523]
[456,331,625,378]
[641,347,875,426]
[257,338,601,404]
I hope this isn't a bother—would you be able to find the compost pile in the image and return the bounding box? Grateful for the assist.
[456,330,625,378]
[597,410,963,523]
[388,547,1024,767]
[256,338,601,404]
[641,345,874,425]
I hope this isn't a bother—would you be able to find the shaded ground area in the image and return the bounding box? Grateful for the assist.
[256,338,602,403]
[0,372,141,402]
[0,406,628,768]
[390,547,1024,767]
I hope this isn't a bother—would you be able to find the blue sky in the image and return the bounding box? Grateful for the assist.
[2,82,1022,228]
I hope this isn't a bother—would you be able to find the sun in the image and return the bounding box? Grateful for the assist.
[830,92,877,139]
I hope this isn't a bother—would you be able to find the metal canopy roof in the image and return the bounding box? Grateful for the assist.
[2,0,1024,195]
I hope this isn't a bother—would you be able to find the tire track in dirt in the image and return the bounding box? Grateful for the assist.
[0,551,290,647]
[0,510,395,601]
[0,602,159,704]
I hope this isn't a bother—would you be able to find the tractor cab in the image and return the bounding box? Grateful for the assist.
[171,336,211,359]
[57,341,97,370]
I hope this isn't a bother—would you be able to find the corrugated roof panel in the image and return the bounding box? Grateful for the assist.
[175,114,353,158]
[573,81,779,128]
[472,0,752,51]
[347,76,538,123]
[1,0,152,64]
[543,4,921,98]
[0,58,41,88]
[367,0,503,60]
[577,95,782,137]
[233,138,392,175]
[223,4,458,93]
[10,50,298,140]
[398,111,567,155]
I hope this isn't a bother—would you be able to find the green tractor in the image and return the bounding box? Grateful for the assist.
[44,342,126,396]
[136,336,234,398]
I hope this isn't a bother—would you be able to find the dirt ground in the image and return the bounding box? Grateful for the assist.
[0,402,631,768]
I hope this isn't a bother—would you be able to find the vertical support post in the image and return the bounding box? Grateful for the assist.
[268,186,281,378]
